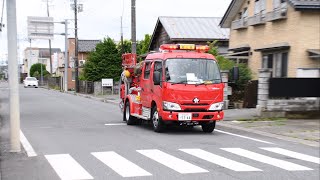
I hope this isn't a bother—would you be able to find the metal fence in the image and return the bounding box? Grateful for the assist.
[79,81,94,94]
[48,77,62,90]
[269,78,320,98]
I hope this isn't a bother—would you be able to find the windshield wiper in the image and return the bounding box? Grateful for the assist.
[208,79,222,83]
[170,80,188,85]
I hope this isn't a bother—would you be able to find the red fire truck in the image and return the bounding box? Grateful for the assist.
[120,44,224,133]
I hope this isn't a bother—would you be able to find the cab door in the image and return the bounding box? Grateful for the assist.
[140,60,152,108]
[151,61,163,106]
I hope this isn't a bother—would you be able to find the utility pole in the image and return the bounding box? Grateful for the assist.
[45,0,53,74]
[64,19,68,92]
[131,0,136,54]
[29,39,32,76]
[7,0,21,152]
[0,0,5,32]
[120,16,124,54]
[74,0,79,92]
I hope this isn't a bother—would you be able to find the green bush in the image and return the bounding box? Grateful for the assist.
[30,63,50,77]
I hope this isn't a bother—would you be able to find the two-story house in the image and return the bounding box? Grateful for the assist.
[220,0,320,78]
[23,48,61,76]
[64,38,100,90]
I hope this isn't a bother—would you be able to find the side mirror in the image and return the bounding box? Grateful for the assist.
[232,66,239,81]
[153,71,161,85]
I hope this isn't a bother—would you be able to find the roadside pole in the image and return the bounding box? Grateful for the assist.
[64,19,68,92]
[7,0,21,152]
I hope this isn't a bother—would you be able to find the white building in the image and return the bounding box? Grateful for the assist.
[23,47,61,76]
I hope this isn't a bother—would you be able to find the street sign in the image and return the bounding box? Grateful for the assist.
[27,16,54,40]
[102,79,113,87]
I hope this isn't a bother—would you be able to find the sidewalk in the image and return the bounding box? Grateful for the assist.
[61,90,320,147]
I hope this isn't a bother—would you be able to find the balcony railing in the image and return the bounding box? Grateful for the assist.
[266,7,287,21]
[247,13,266,26]
[231,18,248,30]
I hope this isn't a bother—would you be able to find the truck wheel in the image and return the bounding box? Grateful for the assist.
[123,101,136,125]
[151,106,165,133]
[201,121,216,133]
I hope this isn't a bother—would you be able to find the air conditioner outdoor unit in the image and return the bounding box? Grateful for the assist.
[79,60,86,67]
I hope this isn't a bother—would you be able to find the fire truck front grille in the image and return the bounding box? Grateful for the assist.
[183,108,207,112]
[182,103,209,106]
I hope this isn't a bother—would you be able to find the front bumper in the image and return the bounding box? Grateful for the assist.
[161,110,224,122]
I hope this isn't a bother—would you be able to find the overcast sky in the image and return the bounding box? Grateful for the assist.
[0,0,231,61]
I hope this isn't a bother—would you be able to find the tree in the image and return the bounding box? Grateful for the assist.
[83,35,152,82]
[207,41,252,91]
[83,37,122,81]
[30,63,50,77]
[117,39,132,54]
[137,34,151,55]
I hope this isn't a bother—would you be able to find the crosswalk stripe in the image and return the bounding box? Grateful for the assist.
[180,149,262,172]
[91,151,152,177]
[260,147,320,164]
[137,149,209,174]
[45,154,94,180]
[221,148,313,171]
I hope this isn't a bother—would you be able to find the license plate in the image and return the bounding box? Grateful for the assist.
[178,113,192,121]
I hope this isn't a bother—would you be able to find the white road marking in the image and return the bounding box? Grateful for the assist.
[45,154,94,180]
[231,120,241,123]
[180,149,262,172]
[137,149,208,174]
[222,148,313,171]
[92,151,152,177]
[260,147,320,164]
[20,130,37,157]
[215,129,275,144]
[104,123,126,126]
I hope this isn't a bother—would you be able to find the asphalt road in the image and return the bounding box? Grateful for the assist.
[0,83,319,180]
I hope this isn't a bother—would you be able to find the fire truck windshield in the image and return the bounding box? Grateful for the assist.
[165,58,221,84]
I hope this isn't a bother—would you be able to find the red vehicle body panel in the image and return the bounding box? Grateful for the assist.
[121,50,225,123]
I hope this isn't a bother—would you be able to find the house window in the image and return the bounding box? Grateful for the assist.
[144,61,151,79]
[72,71,76,81]
[254,0,266,15]
[262,52,288,77]
[243,7,248,19]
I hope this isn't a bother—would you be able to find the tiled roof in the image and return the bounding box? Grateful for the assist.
[158,17,229,40]
[78,40,100,52]
[39,48,61,58]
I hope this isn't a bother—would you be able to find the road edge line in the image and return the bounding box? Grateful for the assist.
[217,123,319,147]
[20,130,37,157]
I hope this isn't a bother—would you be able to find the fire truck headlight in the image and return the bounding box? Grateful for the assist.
[209,102,224,111]
[163,101,181,111]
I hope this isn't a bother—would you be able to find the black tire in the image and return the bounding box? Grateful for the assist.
[123,101,136,125]
[201,121,216,133]
[151,106,165,132]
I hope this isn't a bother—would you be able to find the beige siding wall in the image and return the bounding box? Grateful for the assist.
[229,0,320,79]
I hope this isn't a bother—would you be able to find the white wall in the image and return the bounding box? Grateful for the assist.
[296,68,320,78]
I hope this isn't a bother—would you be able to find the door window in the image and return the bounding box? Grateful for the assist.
[144,61,151,79]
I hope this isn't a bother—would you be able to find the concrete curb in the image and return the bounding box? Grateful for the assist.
[217,122,320,147]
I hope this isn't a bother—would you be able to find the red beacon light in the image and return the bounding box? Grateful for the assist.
[160,44,209,53]
[196,45,210,53]
[159,44,179,51]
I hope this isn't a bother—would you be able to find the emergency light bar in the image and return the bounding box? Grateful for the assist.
[160,44,209,52]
